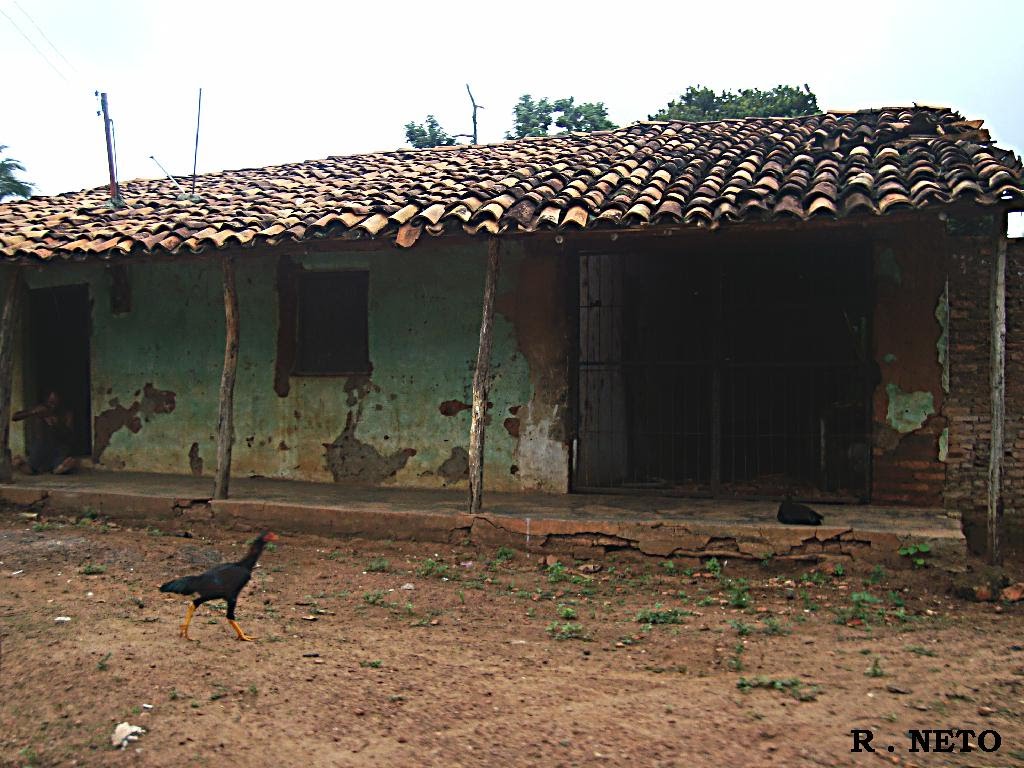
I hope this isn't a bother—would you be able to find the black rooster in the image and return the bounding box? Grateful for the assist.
[159,531,278,641]
[777,500,824,526]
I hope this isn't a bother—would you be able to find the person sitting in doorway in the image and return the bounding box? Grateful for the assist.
[12,390,78,475]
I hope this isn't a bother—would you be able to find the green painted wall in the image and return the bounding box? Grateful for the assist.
[10,240,569,492]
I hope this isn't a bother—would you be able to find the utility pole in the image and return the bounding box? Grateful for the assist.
[97,92,124,209]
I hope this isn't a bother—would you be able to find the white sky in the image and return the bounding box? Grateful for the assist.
[3,0,1023,202]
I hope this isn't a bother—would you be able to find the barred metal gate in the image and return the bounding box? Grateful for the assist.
[574,248,873,501]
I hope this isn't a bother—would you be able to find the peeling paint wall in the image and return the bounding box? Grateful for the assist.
[870,219,949,506]
[8,239,570,492]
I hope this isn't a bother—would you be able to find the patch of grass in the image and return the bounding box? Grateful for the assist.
[546,562,570,583]
[546,622,589,641]
[799,571,828,586]
[865,565,886,585]
[661,560,678,575]
[32,522,54,532]
[327,550,346,561]
[724,578,750,609]
[727,642,745,671]
[359,660,383,669]
[147,527,164,537]
[697,595,715,607]
[834,591,882,625]
[728,619,753,637]
[799,589,818,612]
[416,558,450,579]
[248,685,258,695]
[494,546,515,564]
[363,590,386,606]
[635,605,691,625]
[761,616,788,635]
[832,563,845,578]
[866,657,885,677]
[704,557,722,578]
[96,652,111,671]
[887,590,906,608]
[365,557,390,573]
[169,688,181,700]
[737,676,820,701]
[906,645,937,657]
[80,563,107,575]
[557,604,578,620]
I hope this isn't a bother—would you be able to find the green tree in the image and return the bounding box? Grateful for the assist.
[552,97,616,133]
[650,84,819,121]
[506,94,617,139]
[0,145,32,201]
[404,116,456,148]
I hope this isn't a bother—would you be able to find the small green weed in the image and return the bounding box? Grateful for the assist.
[417,558,450,579]
[546,562,570,583]
[728,619,753,637]
[705,557,722,578]
[363,590,386,606]
[724,578,750,609]
[81,563,107,575]
[97,652,111,671]
[366,557,390,573]
[898,542,931,568]
[866,657,885,677]
[359,660,383,669]
[635,605,691,625]
[737,676,820,701]
[557,605,578,620]
[761,616,788,635]
[546,622,589,641]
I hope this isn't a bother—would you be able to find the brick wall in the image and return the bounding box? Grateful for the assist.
[869,206,1021,558]
[940,208,1022,557]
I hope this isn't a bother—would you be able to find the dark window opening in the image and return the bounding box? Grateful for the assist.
[575,243,873,502]
[294,270,371,375]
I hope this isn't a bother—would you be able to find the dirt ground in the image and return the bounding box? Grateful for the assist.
[0,508,1022,768]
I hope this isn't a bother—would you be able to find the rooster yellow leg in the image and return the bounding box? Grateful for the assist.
[179,603,197,640]
[228,619,255,642]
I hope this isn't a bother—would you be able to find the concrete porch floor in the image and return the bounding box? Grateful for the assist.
[0,470,964,565]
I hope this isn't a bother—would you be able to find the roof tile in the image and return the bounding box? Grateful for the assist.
[2,107,1021,260]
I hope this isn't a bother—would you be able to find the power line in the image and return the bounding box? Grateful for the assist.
[13,1,77,74]
[0,5,67,82]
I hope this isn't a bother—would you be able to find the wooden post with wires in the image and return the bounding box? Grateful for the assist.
[97,92,124,209]
[0,267,23,483]
[987,233,1007,565]
[468,239,501,514]
[214,255,240,499]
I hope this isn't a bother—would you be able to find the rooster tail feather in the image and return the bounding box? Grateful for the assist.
[159,576,200,594]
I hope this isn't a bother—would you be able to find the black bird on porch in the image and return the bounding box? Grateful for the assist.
[159,531,278,641]
[777,500,824,526]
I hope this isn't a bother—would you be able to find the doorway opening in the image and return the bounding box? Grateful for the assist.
[575,242,874,502]
[24,285,93,457]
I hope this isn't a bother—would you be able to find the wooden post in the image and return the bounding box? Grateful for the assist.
[987,235,1007,566]
[214,256,240,500]
[0,268,22,483]
[468,239,501,514]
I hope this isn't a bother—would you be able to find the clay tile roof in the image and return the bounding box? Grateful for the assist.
[2,107,1022,261]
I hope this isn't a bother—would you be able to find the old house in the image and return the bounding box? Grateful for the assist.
[0,106,1021,555]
